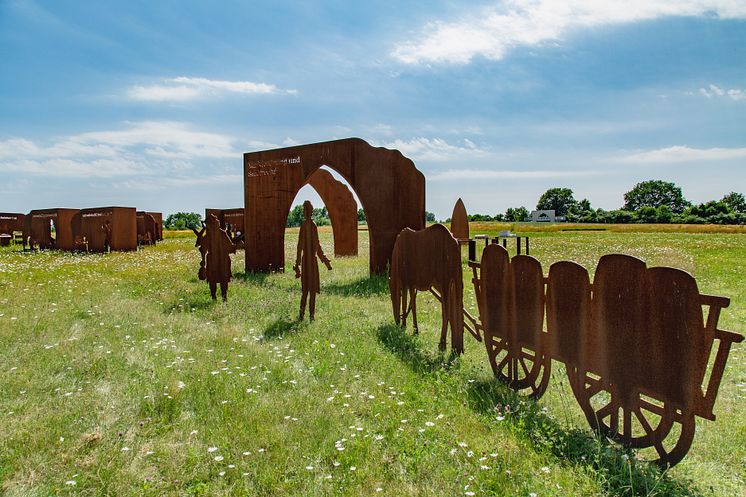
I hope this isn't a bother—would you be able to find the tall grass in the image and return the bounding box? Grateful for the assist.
[0,228,743,496]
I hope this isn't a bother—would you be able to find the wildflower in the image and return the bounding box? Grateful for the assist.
[214,456,224,462]
[208,447,218,453]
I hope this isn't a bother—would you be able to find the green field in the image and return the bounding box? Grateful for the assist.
[1,226,744,496]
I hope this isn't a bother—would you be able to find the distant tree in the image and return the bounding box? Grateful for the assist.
[655,205,673,223]
[536,188,577,217]
[623,180,689,213]
[468,213,494,222]
[287,205,305,227]
[493,213,506,222]
[722,192,745,213]
[636,206,658,224]
[425,211,436,223]
[357,208,366,223]
[505,206,529,222]
[165,212,202,230]
[287,205,330,227]
[604,209,636,224]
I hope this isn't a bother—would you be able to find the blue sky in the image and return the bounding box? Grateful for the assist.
[1,0,744,220]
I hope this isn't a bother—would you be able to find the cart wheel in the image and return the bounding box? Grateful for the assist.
[485,332,551,399]
[567,368,695,466]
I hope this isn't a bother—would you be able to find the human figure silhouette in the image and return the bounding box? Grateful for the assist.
[204,214,238,301]
[294,201,332,321]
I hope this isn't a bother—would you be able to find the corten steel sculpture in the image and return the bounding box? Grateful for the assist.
[136,211,158,246]
[244,138,425,275]
[468,246,743,466]
[389,224,481,354]
[205,208,245,243]
[449,198,470,243]
[0,213,25,235]
[471,244,550,397]
[71,207,137,252]
[306,168,358,257]
[23,209,79,250]
[294,201,333,320]
[197,214,239,301]
[147,212,164,241]
[0,213,25,246]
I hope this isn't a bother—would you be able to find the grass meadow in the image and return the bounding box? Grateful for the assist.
[0,224,744,496]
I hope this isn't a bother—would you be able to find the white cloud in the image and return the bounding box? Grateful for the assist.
[393,1,746,64]
[429,168,597,181]
[380,137,489,161]
[128,76,297,102]
[619,145,746,163]
[699,84,746,101]
[0,121,240,179]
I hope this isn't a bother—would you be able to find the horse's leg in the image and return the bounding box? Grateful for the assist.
[411,289,419,335]
[439,290,448,351]
[400,287,409,328]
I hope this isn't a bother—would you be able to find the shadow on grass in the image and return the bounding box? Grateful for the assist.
[466,380,703,497]
[324,275,389,297]
[234,271,270,285]
[263,317,302,340]
[376,324,457,374]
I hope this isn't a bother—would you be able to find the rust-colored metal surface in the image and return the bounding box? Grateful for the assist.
[294,201,332,320]
[205,208,245,242]
[470,247,743,466]
[195,214,239,301]
[0,213,25,236]
[306,168,358,257]
[72,207,137,252]
[136,211,158,245]
[475,244,550,397]
[449,198,469,241]
[147,212,163,241]
[389,224,465,353]
[244,138,425,274]
[23,209,79,250]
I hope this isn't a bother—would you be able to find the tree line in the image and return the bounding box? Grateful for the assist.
[456,181,745,225]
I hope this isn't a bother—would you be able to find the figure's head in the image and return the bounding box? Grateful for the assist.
[303,201,313,221]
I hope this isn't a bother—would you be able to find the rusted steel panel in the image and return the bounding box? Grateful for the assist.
[244,138,425,274]
[0,213,25,235]
[147,212,163,240]
[389,224,464,353]
[24,208,79,250]
[449,198,469,241]
[72,207,137,252]
[306,168,358,257]
[136,211,158,245]
[545,260,591,367]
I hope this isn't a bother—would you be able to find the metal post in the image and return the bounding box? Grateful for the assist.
[526,237,530,255]
[468,239,476,262]
[517,236,522,255]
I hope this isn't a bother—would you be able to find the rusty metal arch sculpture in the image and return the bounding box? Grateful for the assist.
[450,198,469,242]
[244,138,425,274]
[305,168,358,257]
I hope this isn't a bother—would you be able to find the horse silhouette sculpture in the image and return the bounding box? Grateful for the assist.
[389,224,466,353]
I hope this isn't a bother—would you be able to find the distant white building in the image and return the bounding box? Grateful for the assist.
[530,210,556,222]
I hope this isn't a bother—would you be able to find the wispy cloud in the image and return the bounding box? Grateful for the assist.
[619,145,746,163]
[0,121,239,178]
[393,1,746,64]
[127,76,297,102]
[429,168,598,181]
[380,137,488,161]
[699,84,746,101]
